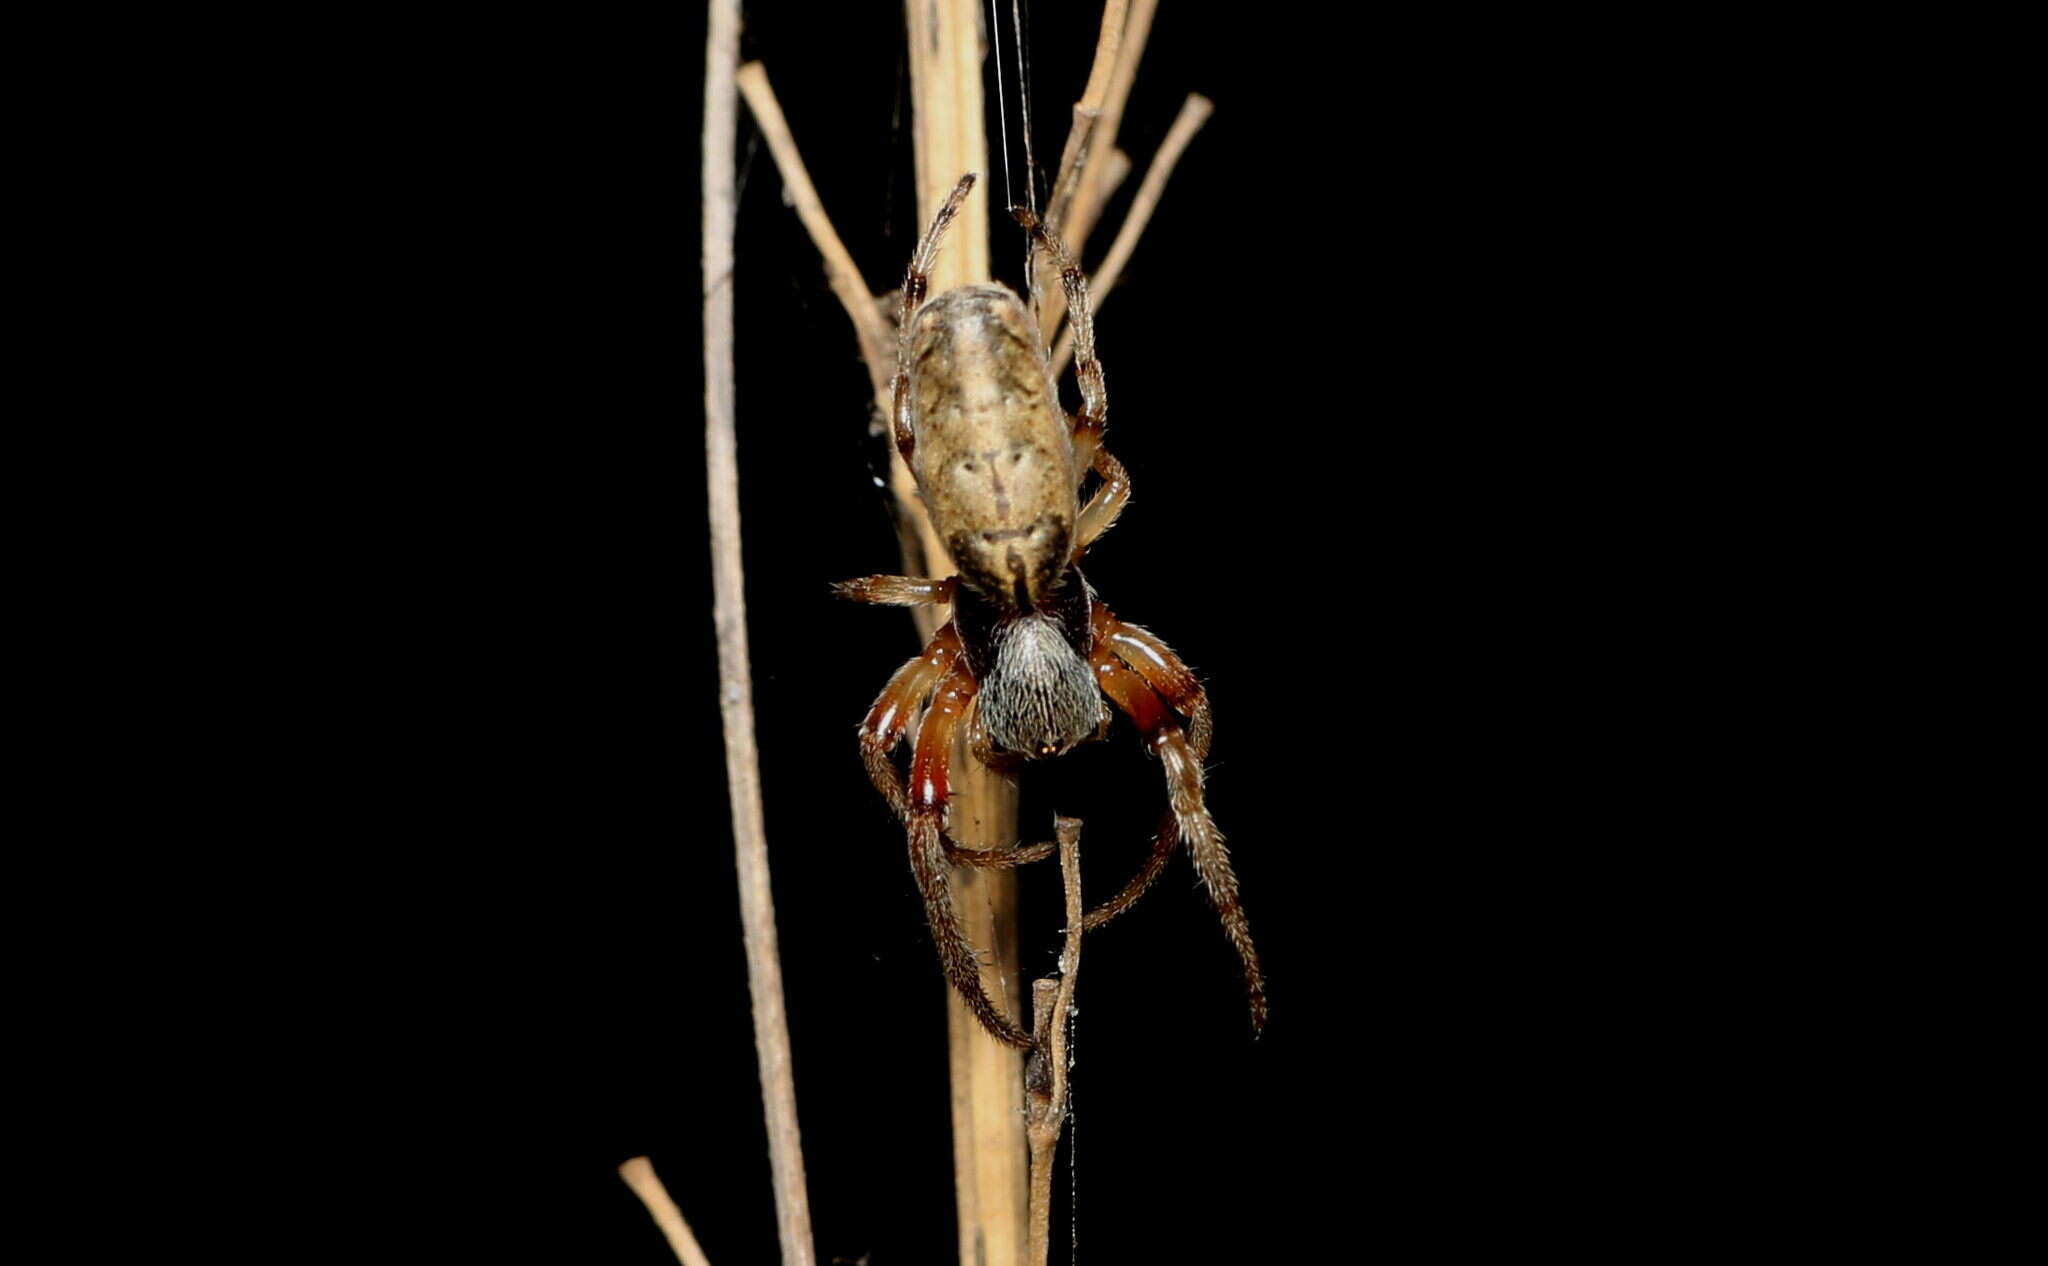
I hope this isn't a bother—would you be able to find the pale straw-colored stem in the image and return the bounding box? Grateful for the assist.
[706,1,815,1261]
[733,60,949,624]
[1043,0,1130,236]
[619,1156,717,1266]
[905,8,1030,1263]
[735,63,895,402]
[1038,0,1158,344]
[1051,93,1212,376]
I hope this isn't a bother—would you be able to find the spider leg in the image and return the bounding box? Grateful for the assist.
[942,838,1056,869]
[1089,635,1266,1033]
[1073,447,1130,560]
[858,624,963,819]
[1079,603,1216,930]
[909,662,1037,1049]
[835,574,957,606]
[859,624,1054,871]
[1011,206,1127,557]
[1078,809,1177,932]
[894,173,978,463]
[1013,207,1106,466]
[1092,605,1212,760]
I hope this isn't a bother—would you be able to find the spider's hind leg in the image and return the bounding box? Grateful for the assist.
[1080,604,1216,929]
[1086,606,1265,1033]
[908,661,1038,1049]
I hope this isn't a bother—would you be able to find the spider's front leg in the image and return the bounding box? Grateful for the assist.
[1087,607,1266,1033]
[907,662,1038,1049]
[1014,204,1131,560]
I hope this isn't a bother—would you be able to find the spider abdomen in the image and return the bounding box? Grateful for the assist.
[906,284,1080,614]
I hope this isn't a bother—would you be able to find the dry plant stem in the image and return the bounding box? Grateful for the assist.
[706,3,816,1263]
[733,63,948,614]
[1025,819,1086,1266]
[1038,0,1158,344]
[735,62,895,401]
[906,4,1031,1264]
[1043,0,1129,234]
[619,1157,717,1266]
[1050,93,1212,376]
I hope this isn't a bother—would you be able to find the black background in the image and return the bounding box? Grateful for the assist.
[352,4,1798,1262]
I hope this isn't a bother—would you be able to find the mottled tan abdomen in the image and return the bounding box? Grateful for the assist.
[907,284,1079,612]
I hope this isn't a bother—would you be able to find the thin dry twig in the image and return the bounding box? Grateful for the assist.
[1043,0,1131,236]
[707,3,816,1263]
[1050,93,1212,376]
[1025,819,1086,1266]
[736,62,896,403]
[619,1157,717,1266]
[734,58,947,613]
[1037,0,1160,343]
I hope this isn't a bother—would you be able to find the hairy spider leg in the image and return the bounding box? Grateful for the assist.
[853,614,1057,870]
[1012,206,1105,464]
[892,173,979,464]
[835,574,958,607]
[1010,205,1129,560]
[858,624,964,819]
[1077,607,1215,929]
[1088,626,1266,1033]
[908,662,1038,1049]
[1073,447,1130,560]
[1095,607,1214,759]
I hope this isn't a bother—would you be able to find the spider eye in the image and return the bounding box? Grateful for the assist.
[959,458,977,474]
[1007,449,1025,467]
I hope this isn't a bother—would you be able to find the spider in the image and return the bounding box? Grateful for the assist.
[838,173,1264,1050]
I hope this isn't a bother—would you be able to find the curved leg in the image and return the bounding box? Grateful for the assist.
[1089,640,1266,1034]
[909,663,1037,1049]
[1079,602,1215,930]
[1073,448,1131,560]
[864,635,1053,870]
[1013,207,1106,463]
[1079,810,1176,932]
[1092,604,1212,759]
[894,173,977,463]
[858,624,963,819]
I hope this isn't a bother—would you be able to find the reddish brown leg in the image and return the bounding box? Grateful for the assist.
[861,632,1053,871]
[908,663,1037,1049]
[1078,809,1176,932]
[1093,605,1212,760]
[1089,628,1266,1033]
[835,574,957,606]
[943,837,1055,869]
[858,624,962,819]
[1080,603,1215,930]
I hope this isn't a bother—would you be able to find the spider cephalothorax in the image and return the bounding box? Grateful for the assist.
[840,174,1264,1049]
